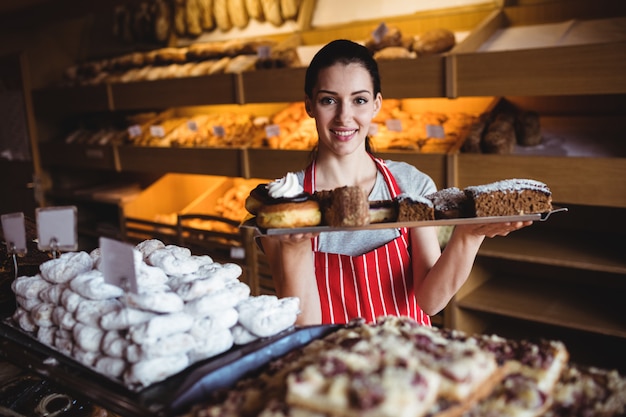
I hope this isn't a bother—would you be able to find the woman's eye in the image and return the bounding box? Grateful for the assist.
[320,97,336,105]
[355,97,368,105]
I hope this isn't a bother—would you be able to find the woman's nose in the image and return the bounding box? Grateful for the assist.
[335,102,352,122]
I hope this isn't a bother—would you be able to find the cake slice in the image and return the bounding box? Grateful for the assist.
[426,187,470,219]
[318,186,370,227]
[464,179,552,217]
[396,194,435,222]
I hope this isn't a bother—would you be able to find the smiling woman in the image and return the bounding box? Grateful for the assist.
[258,39,533,326]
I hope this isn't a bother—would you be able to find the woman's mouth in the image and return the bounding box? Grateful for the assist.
[331,129,357,139]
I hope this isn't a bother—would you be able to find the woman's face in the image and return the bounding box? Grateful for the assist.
[306,62,381,157]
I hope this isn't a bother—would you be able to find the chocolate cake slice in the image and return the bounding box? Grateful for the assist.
[426,187,471,219]
[396,194,435,222]
[464,179,552,217]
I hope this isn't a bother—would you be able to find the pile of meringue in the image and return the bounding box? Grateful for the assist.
[10,239,300,389]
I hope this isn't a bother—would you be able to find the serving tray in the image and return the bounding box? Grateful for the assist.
[241,207,568,236]
[0,315,340,417]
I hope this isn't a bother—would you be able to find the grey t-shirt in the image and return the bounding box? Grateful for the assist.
[296,160,436,256]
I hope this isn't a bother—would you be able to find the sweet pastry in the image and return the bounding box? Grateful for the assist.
[100,307,157,330]
[39,251,93,284]
[396,194,435,222]
[250,173,321,229]
[12,274,51,300]
[124,290,185,313]
[189,327,234,361]
[236,295,300,337]
[124,354,190,388]
[426,187,470,219]
[368,200,398,223]
[128,312,194,345]
[73,323,105,352]
[516,111,542,146]
[317,185,370,227]
[411,28,456,56]
[464,178,553,217]
[69,270,125,300]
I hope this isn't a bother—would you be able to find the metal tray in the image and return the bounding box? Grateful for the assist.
[0,316,339,417]
[241,207,568,236]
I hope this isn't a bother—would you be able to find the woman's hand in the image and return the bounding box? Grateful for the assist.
[272,232,319,245]
[456,220,533,238]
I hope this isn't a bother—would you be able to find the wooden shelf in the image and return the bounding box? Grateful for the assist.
[32,84,111,115]
[478,227,626,275]
[456,277,626,338]
[240,68,307,104]
[39,142,118,171]
[450,4,626,97]
[109,74,238,110]
[115,146,242,177]
[455,154,626,208]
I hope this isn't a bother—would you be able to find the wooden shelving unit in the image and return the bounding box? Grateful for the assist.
[32,0,626,369]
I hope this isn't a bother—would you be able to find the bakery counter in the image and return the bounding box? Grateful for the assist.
[454,153,626,208]
[449,3,626,97]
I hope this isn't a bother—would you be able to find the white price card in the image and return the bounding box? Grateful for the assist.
[99,237,138,294]
[127,124,142,138]
[150,125,166,138]
[385,119,403,132]
[372,22,389,44]
[187,120,199,132]
[426,124,446,139]
[36,206,78,252]
[264,124,281,138]
[1,212,27,255]
[213,125,226,137]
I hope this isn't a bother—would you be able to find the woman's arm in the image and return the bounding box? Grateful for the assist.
[260,233,321,324]
[411,221,532,315]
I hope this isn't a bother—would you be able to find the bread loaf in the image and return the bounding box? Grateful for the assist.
[228,0,250,29]
[185,0,203,37]
[261,0,283,26]
[197,0,215,30]
[214,0,232,31]
[280,0,299,20]
[245,0,264,20]
[516,111,542,146]
[482,113,516,154]
[174,0,187,36]
[154,0,172,42]
[412,28,456,56]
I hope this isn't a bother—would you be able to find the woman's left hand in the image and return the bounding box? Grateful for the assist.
[456,220,533,238]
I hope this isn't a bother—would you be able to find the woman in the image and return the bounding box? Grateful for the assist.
[261,39,531,325]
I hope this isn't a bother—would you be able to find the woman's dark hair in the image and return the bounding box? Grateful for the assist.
[304,39,382,155]
[304,39,382,99]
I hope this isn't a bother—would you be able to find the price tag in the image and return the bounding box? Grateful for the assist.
[385,119,403,132]
[1,212,27,255]
[187,120,199,132]
[150,125,166,138]
[372,22,389,44]
[213,125,226,137]
[257,45,271,59]
[100,237,138,294]
[230,246,245,260]
[36,206,78,252]
[264,124,281,138]
[426,124,446,139]
[127,124,142,138]
[368,123,379,136]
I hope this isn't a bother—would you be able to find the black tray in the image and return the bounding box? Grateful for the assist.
[0,316,339,416]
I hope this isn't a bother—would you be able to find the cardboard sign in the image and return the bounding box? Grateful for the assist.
[99,237,138,294]
[36,206,77,252]
[1,212,27,255]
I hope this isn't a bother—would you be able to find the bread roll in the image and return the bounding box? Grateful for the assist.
[280,0,299,20]
[412,28,456,56]
[154,0,171,42]
[516,111,542,146]
[373,46,416,60]
[174,0,187,36]
[197,0,215,30]
[186,0,203,37]
[261,0,283,26]
[245,0,264,20]
[228,0,249,29]
[214,0,232,31]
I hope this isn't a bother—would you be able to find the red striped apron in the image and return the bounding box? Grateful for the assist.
[304,157,431,326]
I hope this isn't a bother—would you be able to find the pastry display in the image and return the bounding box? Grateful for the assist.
[464,178,553,217]
[181,316,626,417]
[8,239,301,390]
